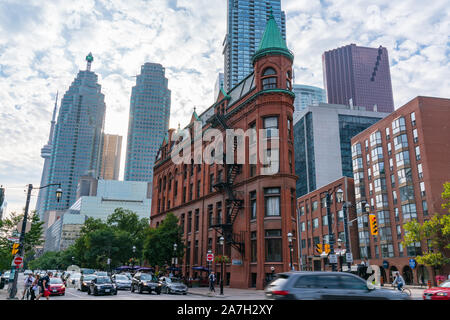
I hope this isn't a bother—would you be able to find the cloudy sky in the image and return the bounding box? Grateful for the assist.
[0,0,449,216]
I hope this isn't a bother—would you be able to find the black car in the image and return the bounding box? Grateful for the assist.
[131,272,161,294]
[112,274,132,290]
[79,274,97,292]
[87,276,117,296]
[265,271,411,300]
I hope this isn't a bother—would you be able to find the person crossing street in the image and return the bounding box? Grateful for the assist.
[209,272,216,293]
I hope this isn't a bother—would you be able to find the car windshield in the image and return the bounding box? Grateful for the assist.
[84,276,97,281]
[166,278,182,284]
[97,277,111,284]
[50,278,63,284]
[115,275,129,281]
[140,274,156,281]
[96,272,107,276]
[439,281,450,288]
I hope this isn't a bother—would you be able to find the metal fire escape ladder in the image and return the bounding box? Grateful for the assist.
[208,113,245,256]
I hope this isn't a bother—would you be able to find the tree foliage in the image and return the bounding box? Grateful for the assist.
[142,212,184,267]
[402,182,450,269]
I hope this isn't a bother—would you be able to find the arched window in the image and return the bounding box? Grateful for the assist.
[286,70,292,90]
[262,67,277,90]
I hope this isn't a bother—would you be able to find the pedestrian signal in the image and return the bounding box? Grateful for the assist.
[315,244,322,254]
[369,214,378,235]
[12,243,19,255]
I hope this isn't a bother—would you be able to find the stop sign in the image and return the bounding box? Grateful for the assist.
[13,256,23,265]
[206,253,214,262]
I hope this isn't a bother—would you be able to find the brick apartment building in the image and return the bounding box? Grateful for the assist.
[297,176,360,273]
[350,96,450,285]
[150,15,298,289]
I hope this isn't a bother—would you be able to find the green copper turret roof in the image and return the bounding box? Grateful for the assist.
[252,14,294,64]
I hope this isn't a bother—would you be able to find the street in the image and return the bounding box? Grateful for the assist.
[1,273,426,300]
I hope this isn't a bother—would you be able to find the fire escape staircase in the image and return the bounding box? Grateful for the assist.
[208,113,245,256]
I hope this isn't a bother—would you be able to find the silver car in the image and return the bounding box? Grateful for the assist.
[265,271,411,300]
[159,277,188,295]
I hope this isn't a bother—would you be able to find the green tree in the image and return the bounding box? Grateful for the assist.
[402,182,450,284]
[142,213,184,267]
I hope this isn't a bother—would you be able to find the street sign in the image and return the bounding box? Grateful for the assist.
[346,252,353,262]
[13,256,23,266]
[409,259,416,269]
[7,237,19,243]
[328,254,338,264]
[232,259,242,265]
[206,253,214,262]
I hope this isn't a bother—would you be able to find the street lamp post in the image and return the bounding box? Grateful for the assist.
[132,245,136,272]
[337,238,343,271]
[8,183,62,299]
[325,192,337,272]
[287,232,294,271]
[173,243,178,276]
[336,188,352,271]
[219,236,224,295]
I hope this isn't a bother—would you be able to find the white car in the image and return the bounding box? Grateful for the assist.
[69,273,82,287]
[24,270,33,275]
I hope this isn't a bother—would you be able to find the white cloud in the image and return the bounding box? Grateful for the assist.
[0,0,448,216]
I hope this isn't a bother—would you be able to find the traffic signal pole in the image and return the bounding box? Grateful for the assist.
[8,184,33,299]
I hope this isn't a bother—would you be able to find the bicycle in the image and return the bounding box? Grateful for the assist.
[391,283,411,296]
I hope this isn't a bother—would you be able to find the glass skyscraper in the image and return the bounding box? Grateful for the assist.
[124,62,171,186]
[322,44,395,113]
[43,53,106,212]
[292,84,326,123]
[223,0,286,91]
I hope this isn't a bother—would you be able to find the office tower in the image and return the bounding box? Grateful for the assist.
[124,62,171,186]
[214,73,224,99]
[350,96,450,282]
[223,0,286,91]
[100,133,122,180]
[323,44,394,113]
[292,84,326,123]
[35,93,59,221]
[0,186,5,220]
[42,53,106,213]
[293,103,389,197]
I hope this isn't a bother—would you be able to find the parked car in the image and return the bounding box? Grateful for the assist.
[48,277,65,296]
[88,276,117,296]
[24,270,33,276]
[131,272,162,294]
[79,274,97,292]
[112,274,132,290]
[159,277,188,295]
[265,271,411,300]
[81,268,95,275]
[423,280,450,300]
[2,271,11,283]
[94,271,108,277]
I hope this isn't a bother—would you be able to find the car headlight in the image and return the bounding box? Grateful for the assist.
[436,292,447,296]
[61,285,65,289]
[158,283,162,286]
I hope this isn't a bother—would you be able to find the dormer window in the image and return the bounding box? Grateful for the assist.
[262,67,277,90]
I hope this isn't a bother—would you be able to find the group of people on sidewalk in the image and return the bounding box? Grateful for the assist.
[21,271,52,300]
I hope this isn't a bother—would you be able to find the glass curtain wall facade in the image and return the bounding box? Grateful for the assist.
[223,0,286,91]
[322,44,394,113]
[43,66,106,212]
[124,63,171,185]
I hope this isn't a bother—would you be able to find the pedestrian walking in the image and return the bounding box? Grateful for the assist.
[21,273,35,300]
[209,272,216,292]
[36,271,52,300]
[30,274,40,300]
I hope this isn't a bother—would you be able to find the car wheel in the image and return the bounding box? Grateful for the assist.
[156,288,161,295]
[183,292,187,295]
[94,288,98,296]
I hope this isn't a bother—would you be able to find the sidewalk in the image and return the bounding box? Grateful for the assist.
[187,286,266,299]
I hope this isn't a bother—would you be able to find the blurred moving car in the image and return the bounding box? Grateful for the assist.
[131,272,161,295]
[79,274,97,292]
[265,271,411,300]
[81,268,95,275]
[48,277,66,296]
[423,280,450,300]
[112,274,132,290]
[87,276,117,296]
[69,272,82,287]
[159,277,188,295]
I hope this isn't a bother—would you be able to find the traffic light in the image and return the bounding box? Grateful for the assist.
[369,214,378,235]
[324,244,330,254]
[11,243,19,255]
[315,244,322,255]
